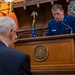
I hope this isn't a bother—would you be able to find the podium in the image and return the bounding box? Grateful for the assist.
[15,34,75,75]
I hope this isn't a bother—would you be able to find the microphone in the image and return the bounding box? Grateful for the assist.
[57,21,73,34]
[17,32,26,39]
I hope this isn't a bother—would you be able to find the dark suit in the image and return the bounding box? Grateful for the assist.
[0,41,32,75]
[46,15,75,36]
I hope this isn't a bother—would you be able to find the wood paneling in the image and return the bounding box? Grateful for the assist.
[13,0,68,37]
[15,34,75,74]
[13,0,75,74]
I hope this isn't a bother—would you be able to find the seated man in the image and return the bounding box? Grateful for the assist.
[46,4,75,36]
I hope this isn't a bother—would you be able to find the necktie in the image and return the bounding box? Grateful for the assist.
[58,21,62,30]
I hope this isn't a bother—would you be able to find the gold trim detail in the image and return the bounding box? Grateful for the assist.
[33,45,48,61]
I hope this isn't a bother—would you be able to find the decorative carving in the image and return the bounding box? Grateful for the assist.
[26,0,34,2]
[33,45,48,61]
[31,11,38,21]
[13,0,59,8]
[66,0,69,3]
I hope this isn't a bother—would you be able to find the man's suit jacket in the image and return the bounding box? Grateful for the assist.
[46,15,75,36]
[0,41,32,75]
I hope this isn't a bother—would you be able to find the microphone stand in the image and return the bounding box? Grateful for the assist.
[61,21,73,34]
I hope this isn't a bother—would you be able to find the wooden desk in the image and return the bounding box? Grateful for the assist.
[15,34,75,75]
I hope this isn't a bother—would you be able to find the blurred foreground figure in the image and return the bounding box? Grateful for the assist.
[0,16,32,75]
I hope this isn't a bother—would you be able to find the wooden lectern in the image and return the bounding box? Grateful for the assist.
[15,34,75,75]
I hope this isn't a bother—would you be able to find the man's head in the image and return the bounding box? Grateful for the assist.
[51,4,64,22]
[0,16,17,47]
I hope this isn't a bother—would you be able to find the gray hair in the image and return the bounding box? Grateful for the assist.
[0,16,16,36]
[51,4,63,11]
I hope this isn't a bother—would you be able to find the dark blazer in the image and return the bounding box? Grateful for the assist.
[0,41,32,75]
[46,15,75,36]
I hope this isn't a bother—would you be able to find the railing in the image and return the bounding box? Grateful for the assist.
[16,25,48,38]
[13,0,58,8]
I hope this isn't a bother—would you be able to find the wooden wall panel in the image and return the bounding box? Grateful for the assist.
[15,35,75,70]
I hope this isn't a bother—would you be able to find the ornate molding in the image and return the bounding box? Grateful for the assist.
[13,0,59,9]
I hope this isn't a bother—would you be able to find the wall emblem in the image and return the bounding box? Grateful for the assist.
[33,45,48,61]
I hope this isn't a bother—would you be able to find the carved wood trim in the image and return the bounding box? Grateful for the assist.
[13,0,59,8]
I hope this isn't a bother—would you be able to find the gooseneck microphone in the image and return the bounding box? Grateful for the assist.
[17,32,26,39]
[57,21,73,34]
[61,21,73,34]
